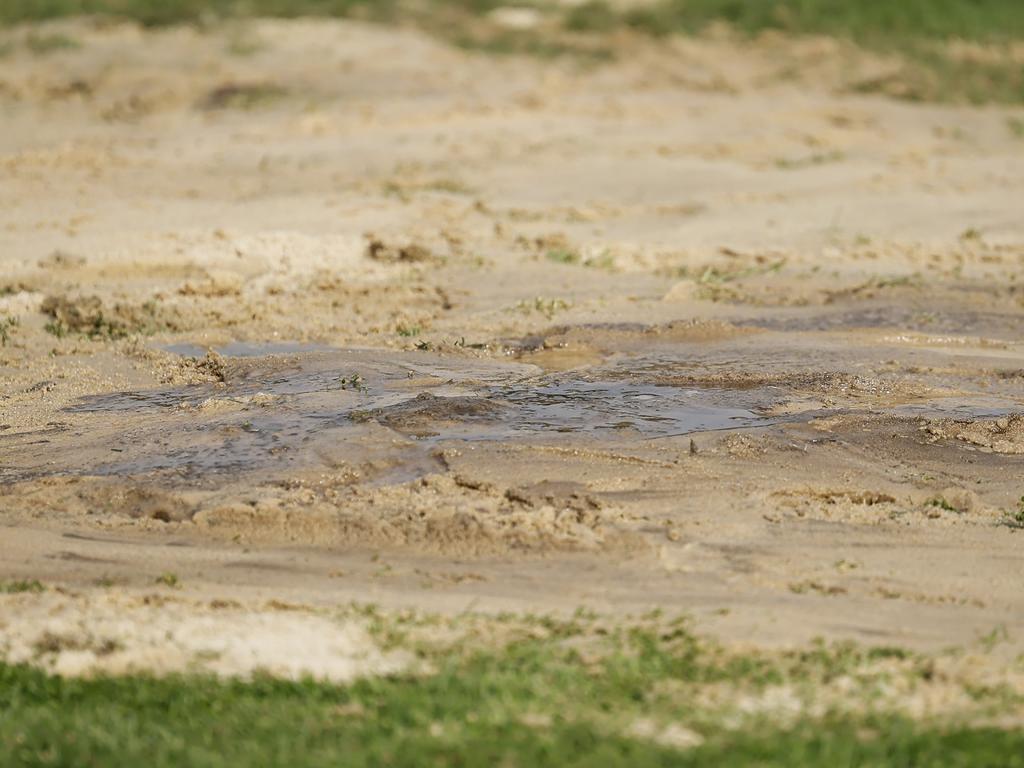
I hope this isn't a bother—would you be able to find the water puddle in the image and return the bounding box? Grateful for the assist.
[888,397,1021,421]
[5,345,1019,484]
[35,349,769,481]
[494,381,762,436]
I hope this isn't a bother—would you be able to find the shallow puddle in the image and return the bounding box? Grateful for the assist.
[493,380,762,436]
[0,343,793,485]
[58,350,769,479]
[5,343,1019,484]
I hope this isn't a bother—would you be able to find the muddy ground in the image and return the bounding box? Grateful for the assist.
[1,16,1023,678]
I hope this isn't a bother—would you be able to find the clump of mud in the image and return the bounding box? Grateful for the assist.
[351,392,506,437]
[199,82,288,110]
[189,472,635,555]
[1,472,638,556]
[173,351,230,384]
[924,414,1024,454]
[364,235,435,264]
[41,294,165,339]
[38,250,86,270]
[0,477,196,523]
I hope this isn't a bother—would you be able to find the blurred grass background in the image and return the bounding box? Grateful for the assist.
[2,0,1022,41]
[0,0,1022,102]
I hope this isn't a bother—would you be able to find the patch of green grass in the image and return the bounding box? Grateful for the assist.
[565,0,618,33]
[0,579,45,594]
[1009,117,1024,139]
[1003,495,1024,530]
[42,319,68,339]
[0,0,395,27]
[546,248,581,265]
[927,496,957,513]
[0,316,18,347]
[546,248,616,270]
[4,1,1024,43]
[516,296,571,319]
[154,572,179,588]
[1,606,1022,765]
[849,47,1024,106]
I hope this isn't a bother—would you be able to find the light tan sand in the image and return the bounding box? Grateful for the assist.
[1,17,1023,677]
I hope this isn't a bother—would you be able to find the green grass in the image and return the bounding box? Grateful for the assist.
[0,0,397,27]
[6,0,1023,42]
[546,249,581,265]
[3,629,1024,767]
[154,572,180,588]
[1003,495,1024,529]
[1,607,1023,766]
[516,296,571,318]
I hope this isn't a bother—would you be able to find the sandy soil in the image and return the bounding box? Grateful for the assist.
[1,16,1024,677]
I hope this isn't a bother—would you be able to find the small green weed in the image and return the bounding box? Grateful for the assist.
[339,373,366,391]
[43,319,68,339]
[0,579,45,594]
[546,248,615,269]
[927,496,957,513]
[0,316,18,346]
[546,249,580,265]
[516,296,571,319]
[1002,496,1024,529]
[154,572,179,588]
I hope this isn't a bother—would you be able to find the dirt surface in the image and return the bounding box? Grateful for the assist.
[2,17,1024,670]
